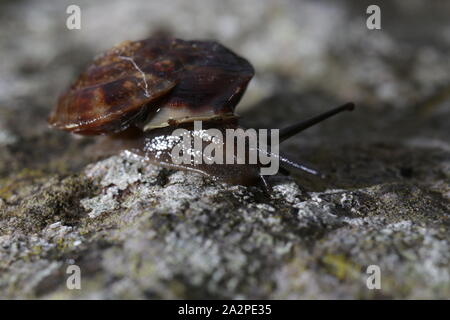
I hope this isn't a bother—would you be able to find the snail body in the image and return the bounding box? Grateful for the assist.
[48,37,354,187]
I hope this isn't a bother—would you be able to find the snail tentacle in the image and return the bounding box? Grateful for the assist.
[278,102,355,142]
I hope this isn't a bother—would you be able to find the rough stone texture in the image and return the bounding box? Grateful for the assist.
[0,0,449,299]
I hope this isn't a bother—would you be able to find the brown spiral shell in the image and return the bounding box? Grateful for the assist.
[48,37,254,135]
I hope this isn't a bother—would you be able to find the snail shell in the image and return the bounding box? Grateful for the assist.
[48,37,254,135]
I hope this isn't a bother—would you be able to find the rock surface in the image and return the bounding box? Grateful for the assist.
[0,0,449,299]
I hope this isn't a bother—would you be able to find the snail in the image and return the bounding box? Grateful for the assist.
[48,37,354,188]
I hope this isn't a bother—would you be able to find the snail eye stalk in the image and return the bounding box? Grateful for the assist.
[279,102,355,142]
[268,102,355,179]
